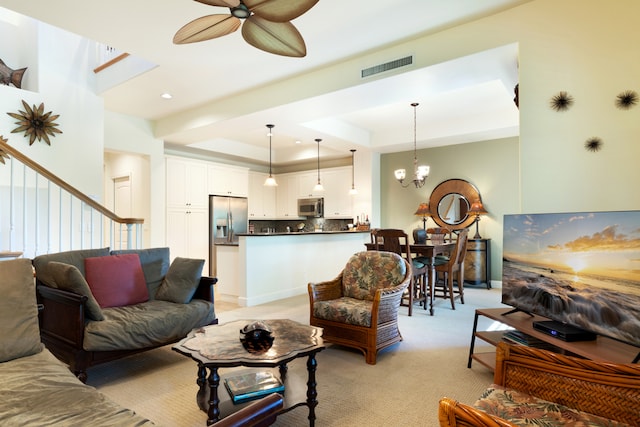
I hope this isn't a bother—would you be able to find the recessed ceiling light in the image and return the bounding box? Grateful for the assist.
[161,93,172,99]
[295,140,302,144]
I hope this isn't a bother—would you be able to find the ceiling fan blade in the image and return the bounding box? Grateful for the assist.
[194,0,240,7]
[242,15,306,57]
[173,14,241,44]
[244,0,319,23]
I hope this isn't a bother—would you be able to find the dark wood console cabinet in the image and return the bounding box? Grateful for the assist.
[468,308,640,371]
[463,238,490,288]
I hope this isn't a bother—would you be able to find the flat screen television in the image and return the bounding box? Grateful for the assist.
[502,210,640,349]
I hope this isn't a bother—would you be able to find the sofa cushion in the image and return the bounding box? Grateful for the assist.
[84,254,149,308]
[33,247,110,288]
[46,262,105,321]
[111,247,170,299]
[342,251,407,300]
[0,259,43,363]
[155,257,204,304]
[474,384,632,427]
[0,348,154,426]
[83,299,215,351]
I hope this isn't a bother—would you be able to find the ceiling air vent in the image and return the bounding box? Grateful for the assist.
[361,56,413,78]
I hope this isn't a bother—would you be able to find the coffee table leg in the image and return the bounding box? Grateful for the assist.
[196,364,207,411]
[207,367,221,425]
[278,363,288,382]
[306,353,318,427]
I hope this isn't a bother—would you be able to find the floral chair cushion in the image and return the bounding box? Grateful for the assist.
[313,297,373,327]
[474,384,632,427]
[342,251,406,301]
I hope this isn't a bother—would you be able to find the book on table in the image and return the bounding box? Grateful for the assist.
[224,371,285,404]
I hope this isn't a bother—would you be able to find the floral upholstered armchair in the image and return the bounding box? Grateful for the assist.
[308,251,411,364]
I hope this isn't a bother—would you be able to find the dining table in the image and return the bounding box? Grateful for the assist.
[410,242,456,315]
[364,241,456,315]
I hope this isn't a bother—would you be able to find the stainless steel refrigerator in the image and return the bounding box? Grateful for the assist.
[209,195,248,276]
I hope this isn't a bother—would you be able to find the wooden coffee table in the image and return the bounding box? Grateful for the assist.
[173,319,325,425]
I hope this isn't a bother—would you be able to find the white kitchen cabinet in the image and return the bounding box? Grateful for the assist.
[297,171,319,198]
[166,157,208,209]
[208,164,249,197]
[276,174,301,218]
[322,167,354,219]
[166,207,209,273]
[248,171,276,219]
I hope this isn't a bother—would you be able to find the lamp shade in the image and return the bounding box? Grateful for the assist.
[414,202,431,216]
[469,201,488,215]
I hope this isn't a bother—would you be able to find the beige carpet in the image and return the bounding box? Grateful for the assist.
[89,287,505,426]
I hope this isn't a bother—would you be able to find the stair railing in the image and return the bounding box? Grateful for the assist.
[0,139,144,258]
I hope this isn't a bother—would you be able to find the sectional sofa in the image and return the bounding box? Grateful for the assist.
[0,258,155,425]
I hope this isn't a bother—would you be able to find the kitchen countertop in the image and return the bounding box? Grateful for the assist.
[237,230,369,236]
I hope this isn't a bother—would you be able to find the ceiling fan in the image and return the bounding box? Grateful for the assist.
[173,0,319,57]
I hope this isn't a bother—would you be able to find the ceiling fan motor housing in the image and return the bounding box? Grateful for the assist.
[231,4,250,19]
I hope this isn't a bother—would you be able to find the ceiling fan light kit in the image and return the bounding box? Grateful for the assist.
[175,0,319,57]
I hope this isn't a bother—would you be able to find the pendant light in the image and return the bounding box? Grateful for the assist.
[264,124,277,187]
[313,138,324,193]
[349,149,358,195]
[394,102,430,188]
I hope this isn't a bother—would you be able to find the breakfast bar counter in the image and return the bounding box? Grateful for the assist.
[217,231,369,306]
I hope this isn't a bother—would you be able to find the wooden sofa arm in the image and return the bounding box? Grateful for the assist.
[214,393,283,427]
[37,284,87,347]
[438,397,517,427]
[193,276,217,303]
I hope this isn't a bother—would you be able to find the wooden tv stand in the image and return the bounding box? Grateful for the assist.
[468,307,640,371]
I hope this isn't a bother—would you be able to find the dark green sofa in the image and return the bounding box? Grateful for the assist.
[33,247,217,382]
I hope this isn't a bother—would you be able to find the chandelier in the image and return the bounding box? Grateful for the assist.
[394,102,430,188]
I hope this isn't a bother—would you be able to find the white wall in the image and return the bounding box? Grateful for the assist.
[0,15,104,200]
[103,111,165,247]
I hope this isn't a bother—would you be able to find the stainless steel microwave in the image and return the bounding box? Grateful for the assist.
[298,197,324,217]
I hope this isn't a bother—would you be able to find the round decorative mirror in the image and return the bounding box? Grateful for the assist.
[437,193,470,225]
[429,179,481,230]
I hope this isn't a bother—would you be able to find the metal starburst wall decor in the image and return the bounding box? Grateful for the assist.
[584,137,603,152]
[550,91,574,111]
[7,100,62,146]
[0,135,10,164]
[615,90,638,110]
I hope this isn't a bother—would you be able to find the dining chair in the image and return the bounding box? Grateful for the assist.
[433,229,469,309]
[369,228,427,316]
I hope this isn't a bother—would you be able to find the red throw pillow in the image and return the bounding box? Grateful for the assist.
[84,254,149,308]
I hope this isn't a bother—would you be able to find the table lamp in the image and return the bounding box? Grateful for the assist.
[468,200,488,239]
[414,202,432,230]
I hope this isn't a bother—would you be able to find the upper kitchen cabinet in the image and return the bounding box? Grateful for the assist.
[208,164,249,197]
[322,167,354,219]
[248,171,276,219]
[166,157,208,209]
[276,173,301,218]
[297,171,320,198]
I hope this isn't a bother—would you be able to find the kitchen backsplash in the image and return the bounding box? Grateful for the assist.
[250,218,353,233]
